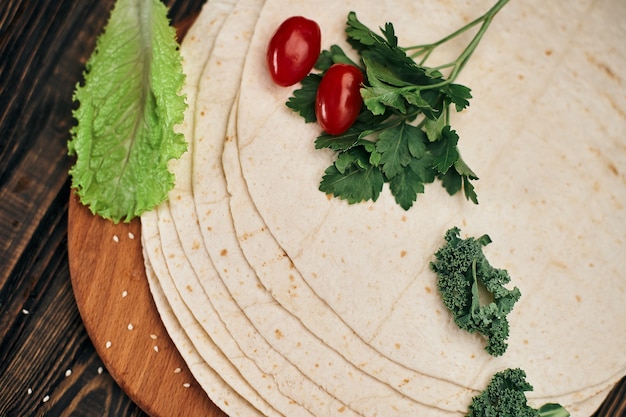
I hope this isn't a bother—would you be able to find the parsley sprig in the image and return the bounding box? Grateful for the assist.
[287,0,509,209]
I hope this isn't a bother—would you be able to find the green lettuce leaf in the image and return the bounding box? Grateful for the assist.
[68,0,187,223]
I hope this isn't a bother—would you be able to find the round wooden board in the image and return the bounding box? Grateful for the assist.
[67,192,226,417]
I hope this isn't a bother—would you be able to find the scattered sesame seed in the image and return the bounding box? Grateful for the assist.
[43,395,50,403]
[150,334,157,340]
[174,367,182,374]
[153,345,159,353]
[27,388,32,395]
[97,367,103,374]
[113,235,119,243]
[127,323,134,331]
[105,341,112,349]
[183,383,191,388]
[128,232,135,239]
[22,309,29,315]
[65,369,72,377]
[122,290,128,298]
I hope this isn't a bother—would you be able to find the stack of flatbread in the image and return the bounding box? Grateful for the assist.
[140,0,626,415]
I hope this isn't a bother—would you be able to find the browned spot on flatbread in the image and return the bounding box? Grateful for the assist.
[400,250,407,258]
[185,285,193,293]
[220,248,227,256]
[601,92,626,121]
[593,181,601,192]
[589,146,623,178]
[288,284,298,298]
[550,259,568,270]
[274,329,284,339]
[192,240,200,250]
[576,294,582,302]
[544,49,553,56]
[586,52,620,83]
[424,286,432,294]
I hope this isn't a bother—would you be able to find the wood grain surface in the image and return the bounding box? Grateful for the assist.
[0,1,624,417]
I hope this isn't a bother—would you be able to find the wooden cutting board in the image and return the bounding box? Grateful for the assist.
[67,192,225,417]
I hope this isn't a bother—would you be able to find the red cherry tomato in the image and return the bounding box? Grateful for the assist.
[315,64,364,135]
[266,16,321,87]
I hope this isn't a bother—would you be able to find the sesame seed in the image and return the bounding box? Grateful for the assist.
[150,334,157,340]
[128,232,135,239]
[43,395,50,403]
[65,369,72,377]
[174,367,182,374]
[105,341,112,349]
[22,309,29,315]
[183,383,191,388]
[127,323,134,331]
[27,388,32,395]
[122,290,128,298]
[153,345,159,353]
[97,367,103,374]
[113,235,119,243]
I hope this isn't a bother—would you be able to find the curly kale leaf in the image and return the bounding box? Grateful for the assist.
[467,368,570,417]
[431,227,521,356]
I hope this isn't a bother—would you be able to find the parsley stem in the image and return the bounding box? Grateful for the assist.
[403,0,509,84]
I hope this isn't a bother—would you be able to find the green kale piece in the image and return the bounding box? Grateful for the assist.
[467,368,570,417]
[430,227,521,356]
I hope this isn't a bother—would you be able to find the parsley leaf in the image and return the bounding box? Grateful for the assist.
[376,123,424,179]
[286,74,321,123]
[319,147,385,204]
[389,162,426,210]
[430,126,460,174]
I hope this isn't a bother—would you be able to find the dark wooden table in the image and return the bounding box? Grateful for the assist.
[0,1,624,416]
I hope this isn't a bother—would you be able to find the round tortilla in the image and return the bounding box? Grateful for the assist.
[236,0,625,407]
